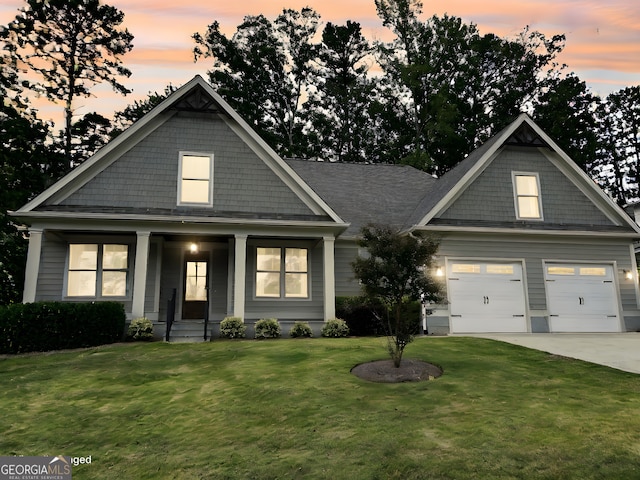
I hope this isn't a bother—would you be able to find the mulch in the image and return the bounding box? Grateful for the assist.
[351,358,443,383]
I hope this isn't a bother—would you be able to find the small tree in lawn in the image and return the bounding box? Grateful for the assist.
[352,225,442,367]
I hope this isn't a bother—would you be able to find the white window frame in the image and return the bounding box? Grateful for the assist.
[65,244,130,298]
[512,171,544,221]
[177,151,214,206]
[255,246,310,299]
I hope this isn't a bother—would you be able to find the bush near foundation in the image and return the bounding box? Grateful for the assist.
[289,321,313,338]
[126,317,154,341]
[321,318,350,338]
[336,296,387,336]
[0,301,126,354]
[254,318,281,339]
[219,316,246,339]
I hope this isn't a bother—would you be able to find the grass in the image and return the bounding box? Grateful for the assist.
[2,337,640,479]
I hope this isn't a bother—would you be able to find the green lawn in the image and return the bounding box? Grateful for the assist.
[2,337,640,479]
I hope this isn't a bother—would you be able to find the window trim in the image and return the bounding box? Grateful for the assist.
[177,151,214,207]
[512,171,544,221]
[255,246,310,300]
[65,243,131,299]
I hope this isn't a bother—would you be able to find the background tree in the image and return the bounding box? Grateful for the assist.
[352,225,442,367]
[533,73,601,174]
[309,21,375,162]
[194,8,320,158]
[595,86,640,205]
[0,101,64,304]
[110,85,177,138]
[0,0,134,168]
[374,0,564,174]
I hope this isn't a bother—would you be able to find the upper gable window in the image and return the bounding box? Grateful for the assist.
[178,152,213,206]
[512,172,543,220]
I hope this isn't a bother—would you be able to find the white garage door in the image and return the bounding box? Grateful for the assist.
[448,261,527,333]
[545,264,620,332]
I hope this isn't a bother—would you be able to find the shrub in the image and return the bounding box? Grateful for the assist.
[321,318,350,338]
[0,301,126,354]
[289,321,313,338]
[254,318,281,339]
[126,317,154,341]
[220,316,246,339]
[336,296,387,336]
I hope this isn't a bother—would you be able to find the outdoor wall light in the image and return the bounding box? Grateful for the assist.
[435,267,444,277]
[624,269,633,280]
[189,242,199,254]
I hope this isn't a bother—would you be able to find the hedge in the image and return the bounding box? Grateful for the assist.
[336,296,421,336]
[0,301,126,354]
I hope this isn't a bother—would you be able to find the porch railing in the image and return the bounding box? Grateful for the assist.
[203,290,210,341]
[165,288,176,342]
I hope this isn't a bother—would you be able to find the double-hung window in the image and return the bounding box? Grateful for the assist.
[256,247,309,298]
[178,152,213,206]
[512,172,543,220]
[67,244,129,297]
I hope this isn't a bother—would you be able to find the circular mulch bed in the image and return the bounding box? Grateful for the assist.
[351,358,443,383]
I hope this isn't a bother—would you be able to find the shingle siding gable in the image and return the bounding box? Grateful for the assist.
[438,146,614,226]
[57,113,315,217]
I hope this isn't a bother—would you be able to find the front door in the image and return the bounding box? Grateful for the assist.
[183,252,209,319]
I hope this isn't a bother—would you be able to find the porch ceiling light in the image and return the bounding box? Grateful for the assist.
[189,242,199,254]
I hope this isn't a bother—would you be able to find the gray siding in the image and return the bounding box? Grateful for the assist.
[440,146,614,226]
[335,241,362,297]
[437,233,638,311]
[59,112,315,217]
[35,232,66,301]
[244,240,324,321]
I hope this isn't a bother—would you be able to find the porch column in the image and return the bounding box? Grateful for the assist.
[233,234,247,320]
[323,236,336,321]
[22,228,43,303]
[132,231,151,319]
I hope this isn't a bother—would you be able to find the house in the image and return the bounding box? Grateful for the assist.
[12,75,640,338]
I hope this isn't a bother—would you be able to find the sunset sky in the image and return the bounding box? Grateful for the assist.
[1,0,639,127]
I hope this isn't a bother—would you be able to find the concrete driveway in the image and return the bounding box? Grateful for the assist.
[465,333,640,374]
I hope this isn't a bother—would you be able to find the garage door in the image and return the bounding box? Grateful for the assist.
[545,264,620,332]
[448,261,527,333]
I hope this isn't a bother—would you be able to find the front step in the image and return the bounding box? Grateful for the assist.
[167,321,211,343]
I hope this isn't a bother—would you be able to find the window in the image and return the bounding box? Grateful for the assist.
[547,266,575,276]
[513,173,542,219]
[67,244,129,297]
[185,261,207,301]
[178,153,213,205]
[451,264,481,274]
[256,247,309,298]
[486,264,515,275]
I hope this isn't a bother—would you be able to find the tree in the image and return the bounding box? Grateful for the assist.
[194,8,321,158]
[0,101,64,304]
[595,86,640,205]
[310,21,375,162]
[352,225,442,367]
[0,0,134,167]
[374,0,564,174]
[533,73,601,173]
[110,85,177,138]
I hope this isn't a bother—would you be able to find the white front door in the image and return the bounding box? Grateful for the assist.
[448,261,527,333]
[545,263,620,332]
